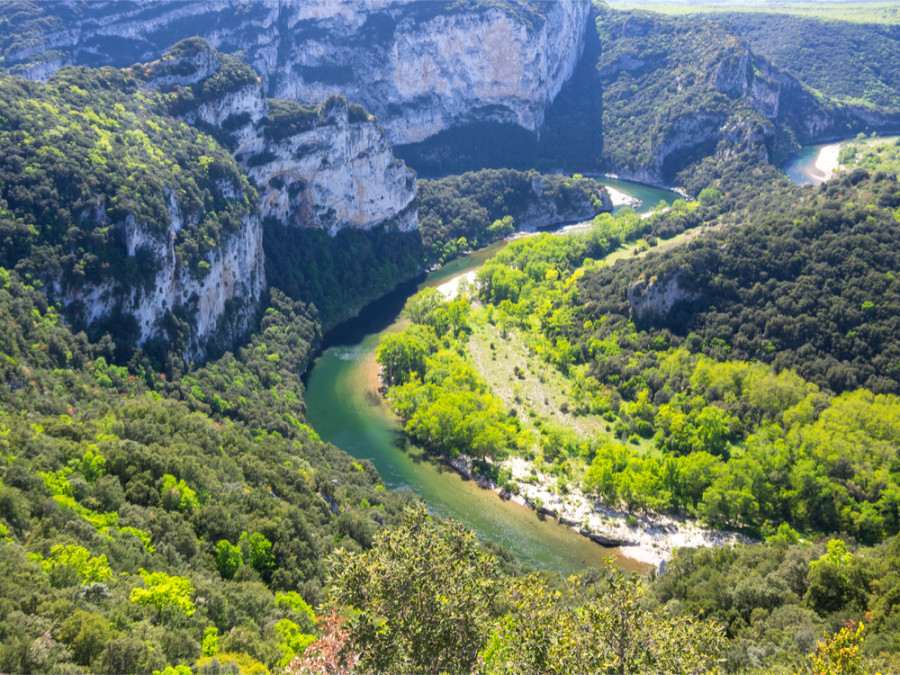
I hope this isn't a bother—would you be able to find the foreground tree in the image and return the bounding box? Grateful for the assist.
[480,564,725,674]
[326,506,501,674]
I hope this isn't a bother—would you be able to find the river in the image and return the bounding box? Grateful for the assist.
[305,179,678,576]
[782,141,842,185]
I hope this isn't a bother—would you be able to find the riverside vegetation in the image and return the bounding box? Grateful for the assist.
[1,2,900,674]
[377,167,900,672]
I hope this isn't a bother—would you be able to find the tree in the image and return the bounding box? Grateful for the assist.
[481,563,725,674]
[377,330,428,386]
[241,532,275,579]
[811,621,866,675]
[327,506,500,674]
[215,539,243,579]
[129,569,195,621]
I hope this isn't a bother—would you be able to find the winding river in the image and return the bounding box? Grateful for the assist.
[305,179,680,576]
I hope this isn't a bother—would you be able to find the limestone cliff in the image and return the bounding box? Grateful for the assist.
[3,0,591,146]
[147,39,417,235]
[517,173,612,231]
[594,6,889,185]
[58,194,265,361]
[628,270,700,325]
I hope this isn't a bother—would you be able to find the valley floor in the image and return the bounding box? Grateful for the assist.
[427,258,750,569]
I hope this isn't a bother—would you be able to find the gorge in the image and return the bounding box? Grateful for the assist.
[2,1,900,673]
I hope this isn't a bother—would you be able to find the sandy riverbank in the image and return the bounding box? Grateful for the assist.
[606,185,642,208]
[792,142,842,184]
[436,270,477,299]
[444,454,747,569]
[813,143,842,181]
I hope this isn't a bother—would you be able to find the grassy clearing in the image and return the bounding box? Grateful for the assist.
[607,1,900,24]
[467,308,658,459]
[838,134,900,175]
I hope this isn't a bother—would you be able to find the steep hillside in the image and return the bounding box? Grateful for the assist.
[417,169,612,265]
[0,0,590,146]
[585,170,900,395]
[716,13,900,112]
[0,66,264,360]
[592,5,895,182]
[395,3,900,181]
[0,267,415,675]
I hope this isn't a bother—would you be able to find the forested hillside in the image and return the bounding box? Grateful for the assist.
[707,12,900,111]
[372,168,900,671]
[417,169,610,265]
[0,267,418,673]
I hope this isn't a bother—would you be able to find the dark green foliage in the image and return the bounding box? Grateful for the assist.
[263,219,423,328]
[0,268,413,674]
[328,506,501,674]
[417,169,609,265]
[651,535,900,672]
[325,506,724,675]
[720,13,900,111]
[583,171,900,395]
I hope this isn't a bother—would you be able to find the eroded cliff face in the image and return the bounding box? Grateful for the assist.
[517,174,612,231]
[57,189,265,361]
[272,0,590,144]
[628,270,700,325]
[595,7,885,185]
[148,39,417,234]
[5,0,591,146]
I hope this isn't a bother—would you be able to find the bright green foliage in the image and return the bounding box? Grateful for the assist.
[481,565,724,674]
[811,621,866,675]
[698,187,723,205]
[0,67,256,295]
[160,474,200,512]
[379,292,524,461]
[39,544,113,584]
[242,532,275,577]
[275,591,316,625]
[214,540,243,579]
[195,652,268,675]
[417,169,610,265]
[328,506,501,674]
[839,135,900,175]
[377,329,429,386]
[812,539,854,569]
[0,268,406,674]
[130,569,195,619]
[118,526,154,552]
[201,626,218,657]
[649,536,900,672]
[274,618,316,667]
[153,666,192,675]
[75,445,106,482]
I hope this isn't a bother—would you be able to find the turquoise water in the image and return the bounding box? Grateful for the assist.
[782,143,834,185]
[598,176,681,213]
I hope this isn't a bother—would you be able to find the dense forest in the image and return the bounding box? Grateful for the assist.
[417,169,610,265]
[0,66,254,297]
[376,166,900,672]
[714,12,900,110]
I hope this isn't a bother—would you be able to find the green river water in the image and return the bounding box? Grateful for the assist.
[304,179,679,576]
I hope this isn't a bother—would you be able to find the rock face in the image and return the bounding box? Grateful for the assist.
[147,39,417,234]
[628,270,700,325]
[56,189,264,361]
[594,7,890,185]
[5,0,591,146]
[517,174,612,231]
